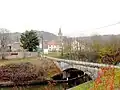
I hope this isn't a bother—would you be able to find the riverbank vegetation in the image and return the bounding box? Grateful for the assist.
[72,68,120,90]
[51,35,120,65]
[0,62,47,84]
[0,57,62,87]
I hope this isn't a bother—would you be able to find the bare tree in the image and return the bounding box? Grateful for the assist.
[0,28,10,59]
[63,37,72,59]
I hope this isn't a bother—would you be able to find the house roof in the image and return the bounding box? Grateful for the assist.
[47,40,58,45]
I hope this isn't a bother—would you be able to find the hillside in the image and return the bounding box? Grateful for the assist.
[9,31,58,43]
[36,31,58,41]
[4,30,120,44]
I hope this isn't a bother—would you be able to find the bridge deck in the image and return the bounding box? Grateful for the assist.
[46,56,120,69]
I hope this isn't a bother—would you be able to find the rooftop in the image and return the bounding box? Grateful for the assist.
[48,40,59,45]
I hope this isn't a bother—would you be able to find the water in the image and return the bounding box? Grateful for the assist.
[0,85,64,90]
[0,68,92,90]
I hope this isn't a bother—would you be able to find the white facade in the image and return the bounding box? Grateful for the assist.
[44,49,48,54]
[48,45,60,51]
[72,40,86,51]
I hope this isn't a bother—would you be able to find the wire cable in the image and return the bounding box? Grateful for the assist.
[95,22,120,30]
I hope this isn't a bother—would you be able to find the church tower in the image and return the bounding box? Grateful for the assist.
[58,27,63,42]
[58,27,63,52]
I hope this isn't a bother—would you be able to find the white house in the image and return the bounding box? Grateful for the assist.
[47,40,60,52]
[38,41,49,54]
[44,49,48,54]
[71,40,88,51]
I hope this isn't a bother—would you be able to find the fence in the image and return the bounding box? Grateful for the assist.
[0,52,38,59]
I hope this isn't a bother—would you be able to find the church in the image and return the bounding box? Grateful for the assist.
[47,28,63,52]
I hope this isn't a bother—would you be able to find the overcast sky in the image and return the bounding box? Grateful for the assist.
[0,0,120,37]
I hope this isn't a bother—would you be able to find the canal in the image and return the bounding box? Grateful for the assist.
[0,85,64,90]
[0,59,92,90]
[0,68,92,90]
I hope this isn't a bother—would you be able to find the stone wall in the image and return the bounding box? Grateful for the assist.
[0,52,38,59]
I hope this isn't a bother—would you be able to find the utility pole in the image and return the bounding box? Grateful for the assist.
[40,33,44,54]
[61,42,63,56]
[42,36,43,54]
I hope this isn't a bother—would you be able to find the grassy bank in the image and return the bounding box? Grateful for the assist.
[72,68,120,90]
[0,57,61,79]
[0,57,38,66]
[0,57,63,90]
[47,52,61,58]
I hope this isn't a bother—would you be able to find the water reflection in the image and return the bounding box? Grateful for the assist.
[0,85,64,90]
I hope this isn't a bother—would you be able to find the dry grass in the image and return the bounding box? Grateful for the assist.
[0,57,63,90]
[0,57,61,79]
[0,57,38,66]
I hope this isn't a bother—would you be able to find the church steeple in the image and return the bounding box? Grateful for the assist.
[58,27,63,44]
[58,27,62,36]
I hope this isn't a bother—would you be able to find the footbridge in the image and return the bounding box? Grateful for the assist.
[46,56,120,80]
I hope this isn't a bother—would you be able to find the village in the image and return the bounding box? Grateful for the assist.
[0,0,120,90]
[1,28,89,59]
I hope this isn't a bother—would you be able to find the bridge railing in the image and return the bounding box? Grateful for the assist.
[46,56,120,69]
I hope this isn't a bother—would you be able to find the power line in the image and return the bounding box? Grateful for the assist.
[95,22,120,30]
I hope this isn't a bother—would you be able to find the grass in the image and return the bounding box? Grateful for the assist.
[72,68,120,90]
[0,57,39,66]
[47,52,61,58]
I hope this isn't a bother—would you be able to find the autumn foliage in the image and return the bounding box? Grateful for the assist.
[92,66,115,90]
[101,48,120,64]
